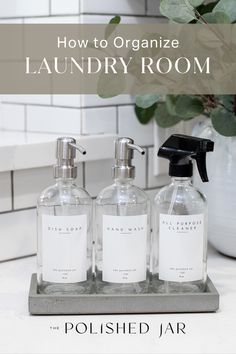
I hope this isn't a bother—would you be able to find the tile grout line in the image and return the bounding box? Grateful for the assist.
[142,144,154,149]
[24,105,27,132]
[1,101,135,109]
[0,206,36,216]
[19,129,83,135]
[145,147,149,189]
[80,102,84,134]
[115,106,119,134]
[49,0,52,16]
[82,161,86,189]
[80,12,161,18]
[145,0,148,15]
[10,171,14,211]
[0,253,36,264]
[0,14,163,20]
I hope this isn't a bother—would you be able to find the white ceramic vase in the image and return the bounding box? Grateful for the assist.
[193,119,236,258]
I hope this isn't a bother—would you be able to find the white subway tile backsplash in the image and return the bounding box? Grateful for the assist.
[2,95,51,105]
[0,0,169,264]
[80,0,146,15]
[118,106,154,146]
[133,148,146,189]
[0,209,36,261]
[51,0,79,15]
[26,105,81,134]
[81,95,133,107]
[85,152,146,196]
[144,187,161,231]
[0,0,49,18]
[80,15,119,24]
[0,18,23,24]
[52,95,133,108]
[120,15,165,23]
[81,14,161,24]
[52,95,81,107]
[75,163,84,187]
[148,147,169,188]
[0,172,12,212]
[24,16,80,24]
[82,107,117,135]
[153,123,169,176]
[0,104,25,131]
[85,159,113,197]
[13,164,83,209]
[13,166,53,209]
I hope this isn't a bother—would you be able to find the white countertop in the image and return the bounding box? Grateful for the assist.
[0,131,117,172]
[0,246,235,354]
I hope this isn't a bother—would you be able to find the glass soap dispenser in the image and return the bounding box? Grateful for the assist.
[95,137,151,294]
[37,137,92,295]
[153,134,214,293]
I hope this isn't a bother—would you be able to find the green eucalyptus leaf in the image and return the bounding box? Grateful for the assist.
[135,104,156,124]
[217,95,234,111]
[175,96,204,118]
[202,11,231,24]
[109,15,121,24]
[189,0,204,7]
[213,0,236,23]
[160,0,197,23]
[211,107,236,136]
[154,103,182,128]
[136,94,161,109]
[166,95,179,115]
[98,70,125,98]
[197,2,218,16]
[105,16,121,39]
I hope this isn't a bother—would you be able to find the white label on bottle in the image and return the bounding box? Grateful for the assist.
[102,215,147,283]
[42,215,87,283]
[159,214,204,282]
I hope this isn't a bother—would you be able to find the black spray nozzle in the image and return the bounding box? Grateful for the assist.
[158,134,214,182]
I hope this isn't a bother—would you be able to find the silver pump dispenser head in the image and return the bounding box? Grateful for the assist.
[53,137,86,179]
[112,137,145,179]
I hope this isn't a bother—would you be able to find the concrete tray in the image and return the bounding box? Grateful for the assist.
[28,274,219,315]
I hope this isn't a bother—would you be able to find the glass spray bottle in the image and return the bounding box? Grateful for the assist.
[37,137,92,294]
[153,134,214,293]
[95,137,151,294]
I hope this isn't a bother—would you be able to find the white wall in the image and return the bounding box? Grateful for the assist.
[0,0,166,260]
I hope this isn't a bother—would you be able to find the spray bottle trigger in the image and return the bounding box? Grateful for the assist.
[192,152,208,183]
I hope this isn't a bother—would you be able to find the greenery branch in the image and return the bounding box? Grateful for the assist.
[99,1,236,136]
[134,0,236,137]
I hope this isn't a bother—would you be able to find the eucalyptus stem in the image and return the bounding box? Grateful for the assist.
[234,96,236,115]
[195,10,208,25]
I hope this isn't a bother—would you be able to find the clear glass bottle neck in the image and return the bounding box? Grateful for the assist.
[55,177,75,185]
[114,177,134,186]
[171,176,192,185]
